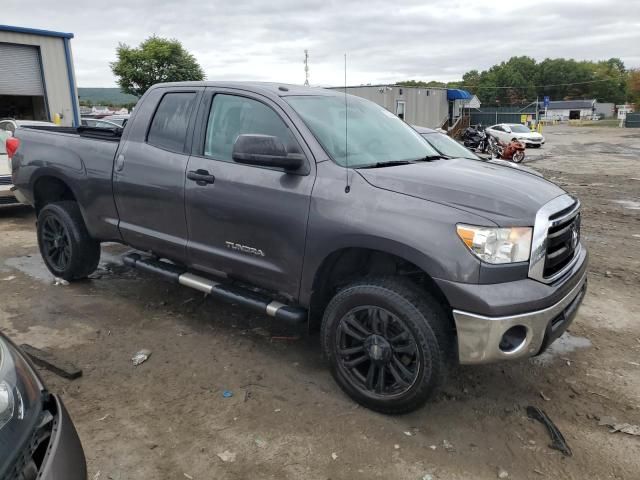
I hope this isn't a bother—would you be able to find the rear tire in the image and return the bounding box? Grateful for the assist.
[321,277,452,414]
[37,201,100,281]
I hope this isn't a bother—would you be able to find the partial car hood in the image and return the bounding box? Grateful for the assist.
[357,158,565,226]
[516,131,543,139]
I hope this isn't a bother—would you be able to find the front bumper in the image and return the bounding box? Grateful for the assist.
[452,269,587,364]
[39,395,87,480]
[6,394,87,480]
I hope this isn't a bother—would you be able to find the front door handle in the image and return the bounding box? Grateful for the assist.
[187,169,215,185]
[115,154,125,172]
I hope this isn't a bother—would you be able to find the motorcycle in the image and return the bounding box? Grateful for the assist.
[487,135,526,163]
[461,125,488,153]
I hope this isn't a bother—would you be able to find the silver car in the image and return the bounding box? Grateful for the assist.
[0,120,57,206]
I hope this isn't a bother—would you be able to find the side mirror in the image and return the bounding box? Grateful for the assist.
[232,134,304,171]
[504,126,512,133]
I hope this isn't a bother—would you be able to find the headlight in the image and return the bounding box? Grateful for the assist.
[0,336,42,434]
[457,225,532,264]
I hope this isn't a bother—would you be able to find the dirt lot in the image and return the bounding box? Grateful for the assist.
[1,124,639,479]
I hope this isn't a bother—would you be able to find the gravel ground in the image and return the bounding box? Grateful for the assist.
[1,124,639,479]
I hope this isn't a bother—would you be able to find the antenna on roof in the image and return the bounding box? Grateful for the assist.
[304,50,310,86]
[344,53,350,194]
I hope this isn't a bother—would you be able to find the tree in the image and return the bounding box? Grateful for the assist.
[110,36,205,97]
[628,69,640,106]
[396,80,447,88]
[398,56,630,105]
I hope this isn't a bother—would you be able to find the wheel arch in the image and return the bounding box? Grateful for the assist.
[305,244,453,332]
[32,174,78,213]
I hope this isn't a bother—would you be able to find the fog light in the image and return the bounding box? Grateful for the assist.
[499,326,527,353]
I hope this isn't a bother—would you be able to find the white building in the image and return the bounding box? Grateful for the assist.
[617,104,634,121]
[0,25,80,126]
[539,99,596,121]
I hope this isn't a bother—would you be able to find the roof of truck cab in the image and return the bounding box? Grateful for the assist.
[150,81,340,98]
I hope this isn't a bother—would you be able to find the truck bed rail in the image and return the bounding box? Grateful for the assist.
[23,125,122,141]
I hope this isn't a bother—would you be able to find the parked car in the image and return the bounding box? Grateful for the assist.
[0,332,87,479]
[412,126,542,177]
[10,82,587,414]
[485,123,545,147]
[0,120,56,206]
[102,115,130,127]
[80,118,122,129]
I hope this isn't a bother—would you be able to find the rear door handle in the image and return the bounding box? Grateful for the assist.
[187,169,215,185]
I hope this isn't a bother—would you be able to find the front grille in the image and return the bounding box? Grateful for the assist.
[0,176,12,185]
[6,411,54,480]
[544,211,580,278]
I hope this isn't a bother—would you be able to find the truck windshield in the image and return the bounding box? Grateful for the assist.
[285,95,439,168]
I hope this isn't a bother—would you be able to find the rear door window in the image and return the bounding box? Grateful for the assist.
[147,92,197,152]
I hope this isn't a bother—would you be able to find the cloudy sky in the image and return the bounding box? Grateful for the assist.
[3,0,640,87]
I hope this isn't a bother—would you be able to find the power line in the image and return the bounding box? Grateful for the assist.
[456,74,627,90]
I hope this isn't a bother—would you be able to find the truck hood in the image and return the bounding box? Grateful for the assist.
[357,158,565,226]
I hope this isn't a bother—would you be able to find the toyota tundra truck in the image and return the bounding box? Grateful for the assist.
[8,82,587,414]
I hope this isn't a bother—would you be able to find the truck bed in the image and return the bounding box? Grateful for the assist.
[13,125,122,240]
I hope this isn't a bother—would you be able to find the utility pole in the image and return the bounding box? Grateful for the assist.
[304,50,310,86]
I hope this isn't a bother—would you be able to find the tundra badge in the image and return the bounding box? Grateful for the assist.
[225,241,265,257]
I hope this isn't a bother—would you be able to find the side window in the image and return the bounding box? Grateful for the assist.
[204,94,301,162]
[147,92,196,152]
[493,125,503,132]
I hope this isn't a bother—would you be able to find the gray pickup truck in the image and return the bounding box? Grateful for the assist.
[9,82,587,413]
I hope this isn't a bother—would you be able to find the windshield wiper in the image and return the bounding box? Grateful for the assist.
[357,155,448,169]
[415,154,449,161]
[357,160,415,169]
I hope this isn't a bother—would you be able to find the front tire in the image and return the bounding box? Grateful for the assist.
[37,201,100,281]
[321,277,451,414]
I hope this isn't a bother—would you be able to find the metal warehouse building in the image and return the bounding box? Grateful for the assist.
[331,85,450,128]
[0,25,80,126]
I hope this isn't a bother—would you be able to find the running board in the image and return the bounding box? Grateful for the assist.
[122,253,307,325]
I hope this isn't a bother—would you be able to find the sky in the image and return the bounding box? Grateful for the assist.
[3,0,640,88]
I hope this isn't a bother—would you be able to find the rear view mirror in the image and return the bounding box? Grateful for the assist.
[232,134,304,171]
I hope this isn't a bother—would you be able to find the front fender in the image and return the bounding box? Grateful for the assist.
[299,164,490,305]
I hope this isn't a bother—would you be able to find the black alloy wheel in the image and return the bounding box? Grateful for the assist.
[37,201,101,280]
[321,277,451,414]
[41,215,72,271]
[336,306,420,397]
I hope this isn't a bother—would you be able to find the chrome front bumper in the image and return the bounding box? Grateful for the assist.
[453,269,588,364]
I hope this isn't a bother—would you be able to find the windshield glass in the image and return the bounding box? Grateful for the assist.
[285,95,439,167]
[509,125,530,133]
[422,133,480,160]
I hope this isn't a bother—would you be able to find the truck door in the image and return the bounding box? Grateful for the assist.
[184,89,315,300]
[113,87,203,262]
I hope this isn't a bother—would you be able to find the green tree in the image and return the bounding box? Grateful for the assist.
[396,80,447,88]
[628,69,640,106]
[110,36,205,97]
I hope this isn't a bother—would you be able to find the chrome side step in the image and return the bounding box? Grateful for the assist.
[122,253,307,325]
